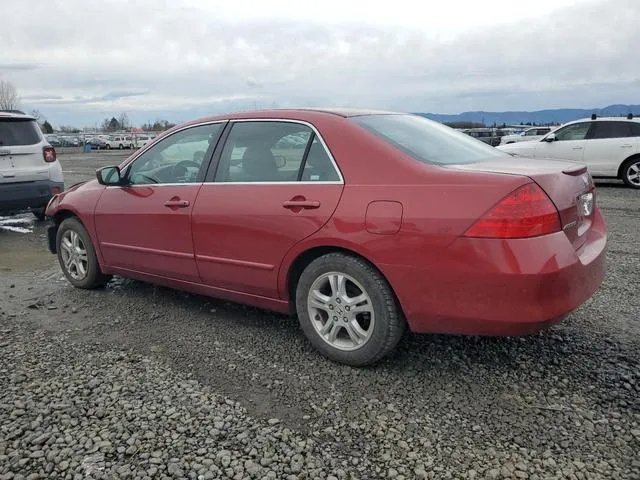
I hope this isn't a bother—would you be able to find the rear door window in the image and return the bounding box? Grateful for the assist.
[0,119,41,146]
[214,121,340,183]
[589,121,637,139]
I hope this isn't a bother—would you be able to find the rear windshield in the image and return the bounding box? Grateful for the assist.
[351,114,509,165]
[0,119,41,146]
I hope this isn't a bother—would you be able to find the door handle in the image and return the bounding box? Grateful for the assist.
[621,144,633,148]
[572,146,583,150]
[283,200,320,209]
[164,199,190,208]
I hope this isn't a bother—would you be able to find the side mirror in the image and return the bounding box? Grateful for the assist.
[544,133,557,142]
[96,166,122,185]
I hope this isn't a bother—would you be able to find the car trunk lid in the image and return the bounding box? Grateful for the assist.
[445,157,596,250]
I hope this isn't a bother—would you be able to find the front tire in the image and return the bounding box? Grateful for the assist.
[620,157,640,189]
[56,217,111,289]
[295,253,405,366]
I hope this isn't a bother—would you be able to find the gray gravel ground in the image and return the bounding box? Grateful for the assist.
[0,153,639,479]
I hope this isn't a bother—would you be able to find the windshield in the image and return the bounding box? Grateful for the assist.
[351,114,509,165]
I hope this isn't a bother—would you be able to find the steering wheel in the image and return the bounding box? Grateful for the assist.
[170,160,202,180]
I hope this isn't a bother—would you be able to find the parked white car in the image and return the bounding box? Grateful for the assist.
[497,116,640,188]
[0,111,64,219]
[500,126,554,145]
[105,135,134,149]
[133,135,153,149]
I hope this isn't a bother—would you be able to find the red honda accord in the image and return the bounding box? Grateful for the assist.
[44,109,606,366]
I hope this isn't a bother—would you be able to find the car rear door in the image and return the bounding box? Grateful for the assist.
[191,119,344,299]
[582,121,639,176]
[93,122,225,282]
[0,117,49,185]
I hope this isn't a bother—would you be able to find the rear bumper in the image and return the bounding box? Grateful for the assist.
[0,180,65,215]
[384,209,607,336]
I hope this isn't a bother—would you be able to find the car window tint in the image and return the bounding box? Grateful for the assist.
[126,123,223,185]
[0,119,41,146]
[631,123,640,136]
[215,121,337,183]
[554,122,590,141]
[589,121,635,139]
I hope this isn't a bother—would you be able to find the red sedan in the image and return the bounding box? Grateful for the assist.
[44,109,607,366]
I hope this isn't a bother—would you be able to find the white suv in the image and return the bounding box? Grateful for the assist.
[0,111,65,219]
[105,135,134,149]
[497,115,640,188]
[499,126,554,145]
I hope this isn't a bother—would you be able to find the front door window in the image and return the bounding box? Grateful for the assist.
[126,123,224,185]
[554,122,590,141]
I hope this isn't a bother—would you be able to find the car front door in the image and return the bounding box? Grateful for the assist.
[191,120,344,299]
[582,121,640,176]
[535,122,591,162]
[94,122,225,282]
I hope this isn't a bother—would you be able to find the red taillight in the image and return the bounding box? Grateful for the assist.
[43,146,56,163]
[463,183,561,239]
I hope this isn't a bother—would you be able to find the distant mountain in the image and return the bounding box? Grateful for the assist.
[414,104,640,126]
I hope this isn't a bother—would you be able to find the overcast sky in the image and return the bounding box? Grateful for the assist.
[1,0,638,126]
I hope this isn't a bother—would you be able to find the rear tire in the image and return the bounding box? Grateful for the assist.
[56,217,111,289]
[106,144,111,150]
[295,253,405,366]
[620,157,640,189]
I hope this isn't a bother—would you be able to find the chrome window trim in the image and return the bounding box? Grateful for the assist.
[210,118,344,185]
[105,180,343,189]
[111,117,345,187]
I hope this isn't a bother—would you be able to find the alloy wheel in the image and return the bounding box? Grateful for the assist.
[59,230,89,280]
[626,161,640,186]
[307,272,375,351]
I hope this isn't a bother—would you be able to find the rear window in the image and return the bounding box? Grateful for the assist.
[351,114,509,165]
[0,119,41,146]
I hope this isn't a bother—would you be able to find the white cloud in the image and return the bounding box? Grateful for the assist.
[0,0,638,125]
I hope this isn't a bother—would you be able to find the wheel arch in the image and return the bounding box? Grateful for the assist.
[617,153,640,179]
[52,208,79,226]
[284,244,406,318]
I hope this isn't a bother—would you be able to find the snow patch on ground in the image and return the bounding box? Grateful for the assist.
[0,214,35,234]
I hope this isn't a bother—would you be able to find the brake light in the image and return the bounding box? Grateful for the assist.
[43,146,56,163]
[463,183,561,239]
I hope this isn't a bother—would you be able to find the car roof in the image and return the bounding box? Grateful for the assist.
[178,107,404,127]
[0,110,36,120]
